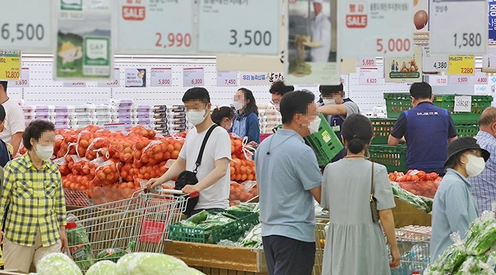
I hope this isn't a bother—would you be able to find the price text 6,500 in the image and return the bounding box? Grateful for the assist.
[1,23,44,42]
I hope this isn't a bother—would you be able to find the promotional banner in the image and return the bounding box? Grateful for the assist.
[125,68,146,88]
[0,50,21,81]
[447,55,475,76]
[384,47,422,83]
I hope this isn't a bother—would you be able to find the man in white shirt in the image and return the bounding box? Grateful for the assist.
[0,81,25,155]
[304,0,332,62]
[147,87,231,215]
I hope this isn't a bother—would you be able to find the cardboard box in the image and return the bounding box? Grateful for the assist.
[392,197,432,228]
[0,270,26,274]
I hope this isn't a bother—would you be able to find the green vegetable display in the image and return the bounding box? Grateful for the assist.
[96,248,127,263]
[466,224,496,255]
[114,252,204,275]
[36,253,83,275]
[241,224,262,248]
[228,203,258,213]
[85,260,116,275]
[391,183,433,213]
[66,222,94,271]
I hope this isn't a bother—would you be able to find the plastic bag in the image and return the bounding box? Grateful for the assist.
[140,140,163,165]
[66,214,95,271]
[465,211,496,255]
[241,223,262,248]
[391,182,433,213]
[94,160,120,186]
[85,137,109,160]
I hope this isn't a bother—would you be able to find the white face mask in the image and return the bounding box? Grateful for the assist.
[465,154,486,177]
[323,98,336,105]
[308,116,321,134]
[186,109,207,126]
[232,101,243,111]
[35,143,54,161]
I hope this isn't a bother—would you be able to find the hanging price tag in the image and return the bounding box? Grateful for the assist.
[198,0,280,55]
[63,81,86,88]
[183,67,204,87]
[117,0,195,54]
[430,0,487,55]
[472,73,488,84]
[217,71,238,87]
[450,75,471,85]
[150,68,172,87]
[357,58,376,67]
[447,55,475,75]
[426,75,448,86]
[0,50,21,81]
[422,47,449,72]
[453,95,471,112]
[339,1,413,57]
[8,67,29,87]
[358,71,380,85]
[97,68,120,87]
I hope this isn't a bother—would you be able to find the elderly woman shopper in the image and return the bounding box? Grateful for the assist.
[0,120,67,273]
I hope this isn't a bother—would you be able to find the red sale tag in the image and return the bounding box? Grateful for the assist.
[122,1,146,21]
[346,3,367,28]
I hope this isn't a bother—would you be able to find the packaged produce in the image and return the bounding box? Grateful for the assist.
[389,170,441,199]
[36,253,83,275]
[391,182,433,213]
[96,247,127,263]
[85,260,116,275]
[114,252,204,275]
[241,223,262,248]
[228,202,259,213]
[466,223,496,255]
[66,216,94,271]
[427,232,466,274]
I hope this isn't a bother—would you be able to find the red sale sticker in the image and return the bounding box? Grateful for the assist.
[346,2,367,28]
[122,5,146,21]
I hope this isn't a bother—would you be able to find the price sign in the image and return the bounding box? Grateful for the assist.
[358,72,380,85]
[430,0,487,55]
[422,47,449,72]
[239,72,270,86]
[447,55,475,75]
[489,0,496,42]
[339,1,413,57]
[125,68,146,88]
[357,58,376,67]
[8,67,29,87]
[97,68,120,87]
[217,71,238,87]
[426,75,448,86]
[450,75,471,85]
[104,123,126,132]
[453,95,471,112]
[183,67,204,87]
[0,50,21,81]
[63,81,86,88]
[117,0,195,54]
[472,73,488,84]
[198,0,280,55]
[150,68,172,87]
[0,1,52,52]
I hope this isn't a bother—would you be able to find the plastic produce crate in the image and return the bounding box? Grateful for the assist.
[168,210,259,244]
[456,123,479,137]
[369,144,407,173]
[370,118,396,144]
[384,93,412,118]
[304,114,344,167]
[432,94,493,123]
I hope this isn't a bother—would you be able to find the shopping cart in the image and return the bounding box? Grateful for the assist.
[313,217,328,275]
[66,189,193,270]
[392,226,431,275]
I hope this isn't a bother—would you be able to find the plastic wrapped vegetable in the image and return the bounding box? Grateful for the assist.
[465,213,496,255]
[241,223,262,248]
[427,233,466,274]
[228,202,258,213]
[114,252,205,275]
[37,253,83,275]
[86,260,116,275]
[391,182,433,213]
[66,215,94,271]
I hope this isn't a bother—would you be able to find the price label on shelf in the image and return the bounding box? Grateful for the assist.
[453,95,471,112]
[430,0,487,55]
[422,47,449,72]
[8,67,28,87]
[0,1,52,52]
[183,67,204,87]
[97,68,120,87]
[198,0,280,55]
[472,73,488,84]
[447,55,475,75]
[217,71,238,87]
[450,75,471,85]
[150,68,172,87]
[357,58,376,67]
[63,81,86,88]
[338,1,413,57]
[427,75,448,86]
[358,71,380,85]
[0,50,21,81]
[117,0,195,54]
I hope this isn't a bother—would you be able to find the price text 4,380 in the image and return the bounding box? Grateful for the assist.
[229,30,271,48]
[1,23,44,42]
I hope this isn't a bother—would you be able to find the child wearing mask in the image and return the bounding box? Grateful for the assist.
[211,106,235,131]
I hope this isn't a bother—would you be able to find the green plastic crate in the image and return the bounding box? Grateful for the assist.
[432,94,493,123]
[369,144,407,173]
[168,210,259,244]
[370,118,396,144]
[456,123,479,137]
[304,114,344,167]
[384,93,412,118]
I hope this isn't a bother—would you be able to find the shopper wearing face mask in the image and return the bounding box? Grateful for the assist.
[231,88,260,146]
[255,90,322,275]
[430,137,490,263]
[147,87,231,215]
[211,106,235,131]
[317,83,359,161]
[269,81,294,112]
[0,120,67,273]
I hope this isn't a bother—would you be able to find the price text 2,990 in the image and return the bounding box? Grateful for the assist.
[1,23,44,42]
[229,30,271,47]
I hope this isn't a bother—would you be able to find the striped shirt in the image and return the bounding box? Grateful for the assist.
[0,153,66,247]
[470,131,496,212]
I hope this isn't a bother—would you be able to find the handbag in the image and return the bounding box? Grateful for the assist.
[175,124,218,216]
[370,162,380,223]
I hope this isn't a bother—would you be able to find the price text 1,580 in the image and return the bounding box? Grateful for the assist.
[1,23,44,43]
[229,30,271,48]
[453,33,482,48]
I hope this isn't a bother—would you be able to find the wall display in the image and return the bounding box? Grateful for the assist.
[0,0,52,53]
[384,47,422,83]
[422,47,449,72]
[55,0,113,80]
[413,0,429,32]
[338,0,413,57]
[8,67,29,87]
[125,68,146,87]
[183,67,204,87]
[447,55,475,75]
[117,0,195,54]
[217,71,238,87]
[286,0,339,85]
[97,68,120,87]
[430,0,487,55]
[0,50,21,81]
[150,68,172,87]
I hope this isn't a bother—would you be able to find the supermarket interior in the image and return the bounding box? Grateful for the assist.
[0,0,496,275]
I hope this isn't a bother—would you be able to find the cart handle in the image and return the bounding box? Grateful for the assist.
[144,187,199,198]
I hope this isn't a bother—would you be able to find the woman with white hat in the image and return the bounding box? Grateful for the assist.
[430,137,490,263]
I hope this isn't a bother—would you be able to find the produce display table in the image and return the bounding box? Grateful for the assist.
[392,197,432,228]
[164,241,268,275]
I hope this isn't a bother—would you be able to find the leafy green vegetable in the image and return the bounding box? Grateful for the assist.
[114,252,204,275]
[37,253,83,275]
[241,224,262,248]
[391,183,433,213]
[466,224,496,255]
[188,210,208,224]
[86,260,116,275]
[67,223,94,270]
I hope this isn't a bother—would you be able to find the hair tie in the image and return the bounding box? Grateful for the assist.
[216,106,220,111]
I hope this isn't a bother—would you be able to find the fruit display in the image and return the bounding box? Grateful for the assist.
[389,170,442,199]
